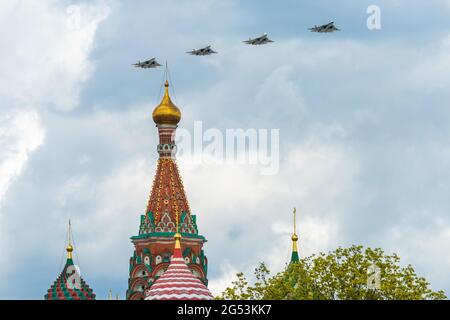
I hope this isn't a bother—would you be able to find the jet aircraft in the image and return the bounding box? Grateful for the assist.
[243,33,274,45]
[133,58,162,68]
[309,22,340,33]
[187,45,218,56]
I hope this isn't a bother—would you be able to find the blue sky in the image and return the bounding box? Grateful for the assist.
[1,0,450,299]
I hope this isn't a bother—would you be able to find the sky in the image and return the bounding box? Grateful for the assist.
[1,0,450,299]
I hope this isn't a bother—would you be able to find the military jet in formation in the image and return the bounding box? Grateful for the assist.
[133,58,162,68]
[136,21,340,68]
[186,45,218,56]
[243,33,274,45]
[309,21,340,33]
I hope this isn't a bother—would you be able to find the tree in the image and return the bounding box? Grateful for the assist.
[218,245,447,300]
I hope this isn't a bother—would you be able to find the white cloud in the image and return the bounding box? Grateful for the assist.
[0,109,44,274]
[383,220,450,292]
[178,139,356,293]
[0,110,45,204]
[208,262,239,296]
[0,0,110,206]
[0,0,109,288]
[0,0,109,111]
[269,215,339,271]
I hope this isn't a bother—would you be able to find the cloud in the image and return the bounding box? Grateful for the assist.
[382,219,450,293]
[0,0,109,295]
[0,109,44,274]
[0,0,109,111]
[179,140,357,294]
[0,0,110,204]
[0,110,45,204]
[208,262,239,296]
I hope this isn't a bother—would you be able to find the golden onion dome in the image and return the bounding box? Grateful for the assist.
[152,80,181,126]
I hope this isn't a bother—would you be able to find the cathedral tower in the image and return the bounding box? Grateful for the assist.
[126,81,209,300]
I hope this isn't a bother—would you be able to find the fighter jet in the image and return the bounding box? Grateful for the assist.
[133,58,162,69]
[186,45,218,56]
[309,22,340,33]
[243,33,274,45]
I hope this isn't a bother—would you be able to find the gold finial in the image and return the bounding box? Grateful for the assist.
[174,232,182,249]
[152,71,181,126]
[66,219,73,260]
[290,207,300,263]
[173,210,182,249]
[292,208,298,248]
[66,244,73,259]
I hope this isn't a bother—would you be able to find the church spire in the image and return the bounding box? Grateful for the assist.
[44,220,96,300]
[66,219,74,262]
[290,208,299,263]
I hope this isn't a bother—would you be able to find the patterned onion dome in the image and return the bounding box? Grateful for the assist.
[145,233,213,300]
[152,80,181,126]
[45,244,96,300]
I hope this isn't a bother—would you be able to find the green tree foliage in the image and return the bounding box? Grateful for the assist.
[218,246,447,300]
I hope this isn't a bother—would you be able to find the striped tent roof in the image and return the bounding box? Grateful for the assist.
[45,248,95,300]
[45,222,95,300]
[145,233,213,300]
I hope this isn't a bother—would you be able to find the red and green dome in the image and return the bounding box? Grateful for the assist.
[45,238,96,300]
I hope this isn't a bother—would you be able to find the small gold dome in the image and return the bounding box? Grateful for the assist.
[291,234,298,242]
[174,232,182,249]
[152,80,181,126]
[66,244,73,252]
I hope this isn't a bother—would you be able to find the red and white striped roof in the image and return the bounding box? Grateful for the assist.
[145,234,213,300]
